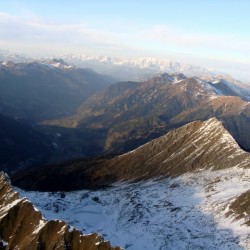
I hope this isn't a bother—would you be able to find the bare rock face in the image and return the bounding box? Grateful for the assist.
[0,173,121,250]
[227,189,250,226]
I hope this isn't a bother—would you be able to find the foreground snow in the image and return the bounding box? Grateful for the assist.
[18,167,250,250]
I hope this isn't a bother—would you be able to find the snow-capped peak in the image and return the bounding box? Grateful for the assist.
[47,58,75,69]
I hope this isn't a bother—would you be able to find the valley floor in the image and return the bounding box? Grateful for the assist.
[17,167,250,250]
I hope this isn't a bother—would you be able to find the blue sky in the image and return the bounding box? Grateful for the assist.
[0,0,250,81]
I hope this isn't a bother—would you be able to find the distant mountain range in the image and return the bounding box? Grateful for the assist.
[2,51,249,84]
[45,72,250,154]
[0,59,116,122]
[61,54,250,85]
[0,50,33,63]
[62,54,223,81]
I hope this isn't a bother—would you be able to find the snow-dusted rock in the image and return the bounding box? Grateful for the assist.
[0,173,121,250]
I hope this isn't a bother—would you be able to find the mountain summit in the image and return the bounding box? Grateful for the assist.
[95,117,250,181]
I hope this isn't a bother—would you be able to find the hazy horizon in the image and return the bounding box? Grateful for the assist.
[0,0,250,81]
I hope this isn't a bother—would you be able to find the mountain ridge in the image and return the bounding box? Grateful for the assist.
[43,72,250,155]
[0,60,116,122]
[12,118,250,191]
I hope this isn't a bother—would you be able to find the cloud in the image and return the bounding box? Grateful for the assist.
[1,12,249,60]
[0,12,133,55]
[0,12,249,81]
[141,25,250,56]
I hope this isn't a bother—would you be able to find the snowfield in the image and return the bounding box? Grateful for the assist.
[17,167,250,250]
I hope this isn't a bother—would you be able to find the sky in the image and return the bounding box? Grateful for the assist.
[0,0,250,81]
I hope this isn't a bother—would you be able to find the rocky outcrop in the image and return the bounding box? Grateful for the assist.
[226,189,250,226]
[0,173,121,250]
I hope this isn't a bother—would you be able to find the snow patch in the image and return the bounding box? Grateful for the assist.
[17,166,250,250]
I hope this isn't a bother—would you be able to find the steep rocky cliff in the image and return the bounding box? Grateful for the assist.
[0,173,121,250]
